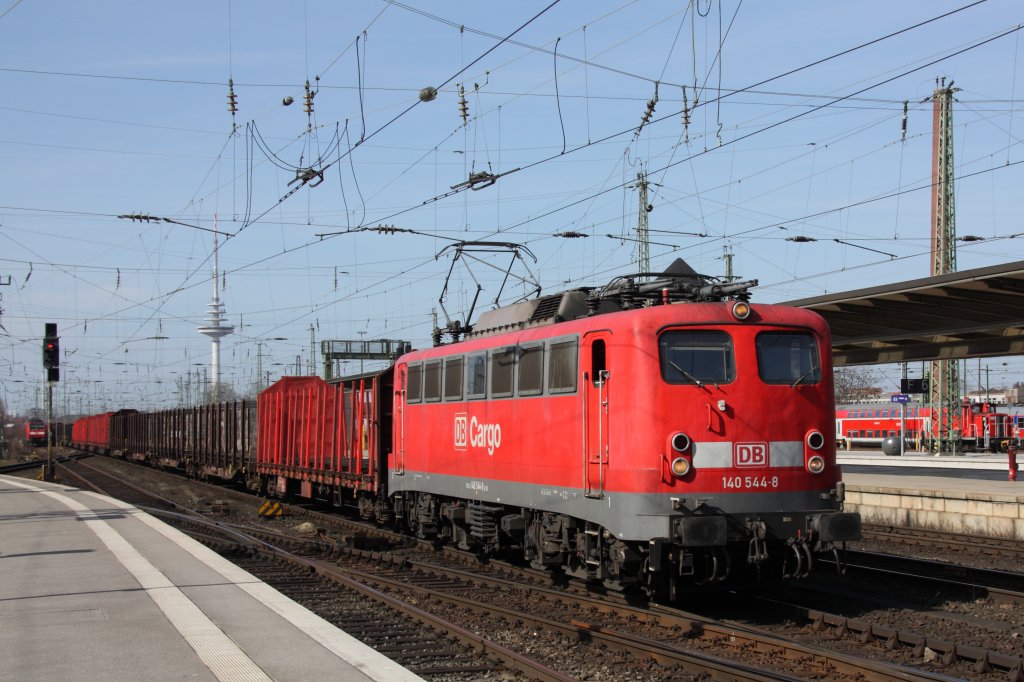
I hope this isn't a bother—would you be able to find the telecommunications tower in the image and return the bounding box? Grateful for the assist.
[197,217,234,391]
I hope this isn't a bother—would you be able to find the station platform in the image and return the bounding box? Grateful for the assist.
[0,475,422,682]
[839,449,1011,470]
[837,452,1024,540]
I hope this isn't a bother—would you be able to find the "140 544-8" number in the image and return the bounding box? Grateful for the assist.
[721,475,780,489]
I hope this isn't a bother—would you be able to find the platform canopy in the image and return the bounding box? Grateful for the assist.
[784,260,1024,367]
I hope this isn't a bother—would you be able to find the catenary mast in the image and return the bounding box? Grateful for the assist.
[927,78,960,453]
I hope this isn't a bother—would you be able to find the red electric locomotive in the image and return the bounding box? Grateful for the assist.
[388,261,859,596]
[25,418,48,447]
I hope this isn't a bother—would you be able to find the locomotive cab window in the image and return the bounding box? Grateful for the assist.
[756,332,821,385]
[466,353,487,399]
[659,331,735,385]
[490,347,516,398]
[518,344,544,396]
[443,357,464,401]
[406,364,423,404]
[424,360,442,402]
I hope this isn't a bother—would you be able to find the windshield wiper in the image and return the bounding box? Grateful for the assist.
[669,361,704,387]
[791,365,819,387]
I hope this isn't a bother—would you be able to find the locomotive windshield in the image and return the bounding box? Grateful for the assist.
[659,331,735,385]
[756,332,821,385]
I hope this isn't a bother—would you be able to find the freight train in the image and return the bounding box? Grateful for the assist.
[835,401,1015,451]
[71,260,860,598]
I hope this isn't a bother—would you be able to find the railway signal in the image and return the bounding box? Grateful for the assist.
[42,322,59,482]
[43,322,59,382]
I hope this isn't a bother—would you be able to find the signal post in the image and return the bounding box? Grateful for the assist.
[42,323,59,481]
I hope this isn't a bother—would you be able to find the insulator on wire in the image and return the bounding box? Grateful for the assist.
[638,82,659,132]
[303,79,316,132]
[901,100,908,142]
[227,78,238,114]
[458,84,469,125]
[227,78,238,132]
[303,80,314,114]
[681,85,690,144]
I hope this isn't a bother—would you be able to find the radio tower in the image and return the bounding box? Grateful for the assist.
[197,216,234,397]
[927,78,960,453]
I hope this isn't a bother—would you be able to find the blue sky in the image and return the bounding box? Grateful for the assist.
[2,0,1023,414]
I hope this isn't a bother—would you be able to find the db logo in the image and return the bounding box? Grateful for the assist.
[734,442,768,468]
[454,413,468,449]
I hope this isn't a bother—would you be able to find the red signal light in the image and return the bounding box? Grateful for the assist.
[43,336,59,369]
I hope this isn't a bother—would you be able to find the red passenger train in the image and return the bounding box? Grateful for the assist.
[72,261,860,597]
[836,401,1014,451]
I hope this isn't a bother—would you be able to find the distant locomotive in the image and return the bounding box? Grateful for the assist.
[25,419,47,447]
[836,401,1014,451]
[72,260,860,598]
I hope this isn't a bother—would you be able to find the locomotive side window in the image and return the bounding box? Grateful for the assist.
[424,360,442,402]
[756,332,820,385]
[407,364,423,404]
[548,339,578,393]
[490,347,516,398]
[659,331,735,385]
[466,353,487,399]
[443,357,464,401]
[518,345,544,396]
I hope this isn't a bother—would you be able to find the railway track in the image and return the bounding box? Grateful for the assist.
[54,455,997,681]
[56,458,575,681]
[862,523,1024,563]
[841,549,1024,605]
[0,451,88,476]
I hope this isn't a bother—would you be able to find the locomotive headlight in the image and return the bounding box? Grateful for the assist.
[731,301,751,320]
[670,432,691,453]
[670,456,691,477]
[806,430,825,450]
[806,455,825,474]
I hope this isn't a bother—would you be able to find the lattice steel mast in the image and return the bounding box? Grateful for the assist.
[927,78,960,453]
[635,167,650,273]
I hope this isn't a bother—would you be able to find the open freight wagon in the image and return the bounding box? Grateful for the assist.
[256,371,392,518]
